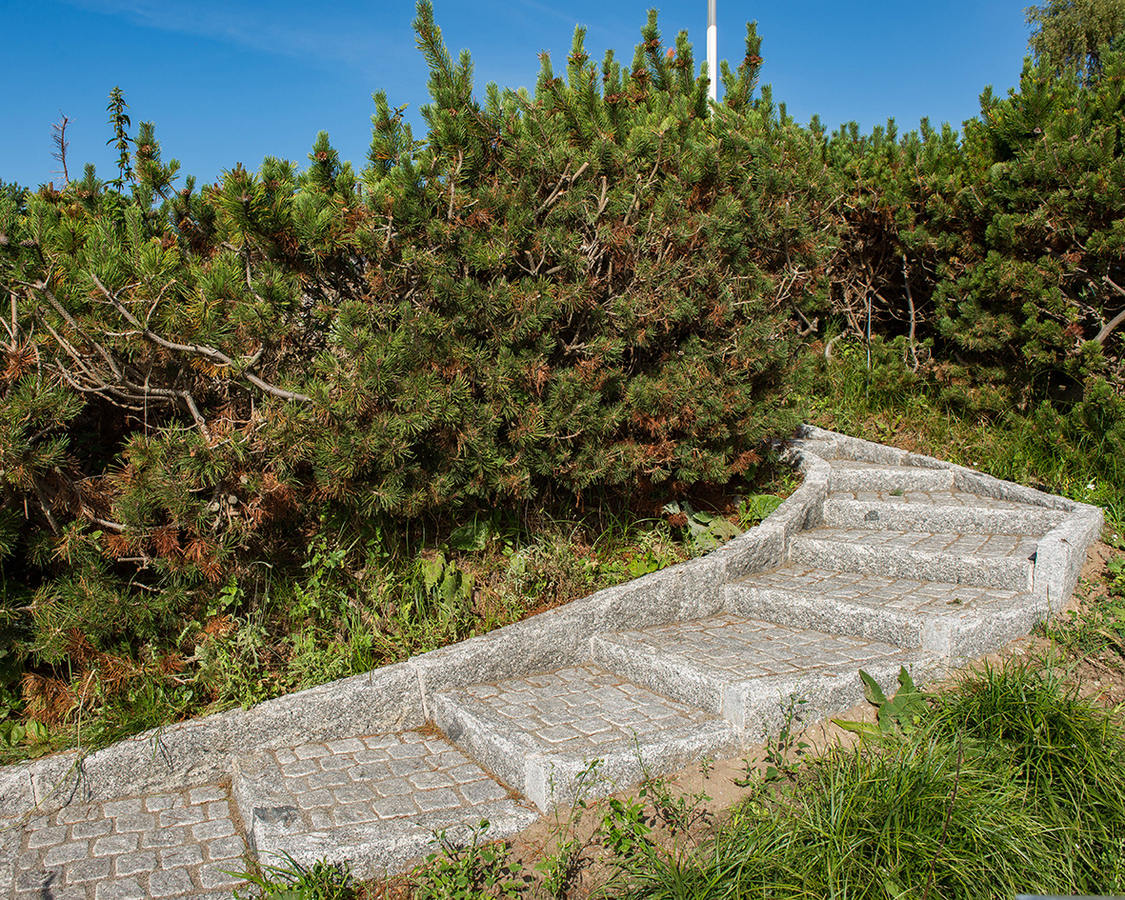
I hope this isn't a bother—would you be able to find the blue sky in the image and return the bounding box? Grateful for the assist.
[4,1,1033,190]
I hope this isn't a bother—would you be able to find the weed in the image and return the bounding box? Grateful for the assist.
[415,820,520,900]
[535,758,604,899]
[230,852,353,899]
[738,692,810,785]
[662,501,742,552]
[834,666,927,740]
[1047,551,1125,663]
[638,758,713,839]
[736,493,784,529]
[600,793,653,866]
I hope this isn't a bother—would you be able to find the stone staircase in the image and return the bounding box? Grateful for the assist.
[0,426,1102,897]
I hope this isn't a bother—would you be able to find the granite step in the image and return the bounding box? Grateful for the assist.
[428,666,739,812]
[725,567,1042,658]
[789,527,1039,591]
[590,614,914,741]
[826,460,954,493]
[823,494,1065,535]
[231,732,538,880]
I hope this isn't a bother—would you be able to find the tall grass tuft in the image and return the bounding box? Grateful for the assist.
[931,660,1125,892]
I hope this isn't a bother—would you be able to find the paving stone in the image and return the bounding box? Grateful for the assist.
[159,805,207,828]
[25,824,68,849]
[144,794,178,812]
[64,854,112,883]
[69,817,113,840]
[91,833,138,857]
[204,834,247,862]
[42,839,90,867]
[148,867,196,897]
[158,844,204,869]
[191,817,236,842]
[112,813,156,834]
[11,783,246,900]
[113,849,158,877]
[95,876,146,900]
[188,785,227,805]
[200,863,247,890]
[100,799,143,818]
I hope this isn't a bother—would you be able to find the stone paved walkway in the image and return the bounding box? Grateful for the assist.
[0,426,1103,897]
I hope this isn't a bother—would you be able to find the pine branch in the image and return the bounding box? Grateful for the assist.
[89,274,313,403]
[1097,275,1125,345]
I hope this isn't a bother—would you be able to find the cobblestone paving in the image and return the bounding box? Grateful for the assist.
[7,785,245,900]
[453,666,717,755]
[606,614,904,678]
[747,567,1023,615]
[267,732,514,830]
[805,527,1040,560]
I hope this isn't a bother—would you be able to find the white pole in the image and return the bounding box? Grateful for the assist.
[707,0,717,101]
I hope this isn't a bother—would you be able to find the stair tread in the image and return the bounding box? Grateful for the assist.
[827,489,1050,511]
[734,567,1026,614]
[432,665,737,810]
[827,459,945,472]
[439,664,719,754]
[593,615,914,741]
[234,731,538,875]
[601,613,907,678]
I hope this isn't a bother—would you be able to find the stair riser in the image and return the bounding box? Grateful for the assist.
[828,467,953,493]
[823,499,1063,535]
[789,538,1033,591]
[725,582,1048,658]
[429,693,531,808]
[591,635,725,715]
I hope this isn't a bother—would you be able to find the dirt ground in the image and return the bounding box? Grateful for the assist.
[364,540,1125,899]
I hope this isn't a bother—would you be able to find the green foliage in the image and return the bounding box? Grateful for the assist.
[231,853,353,900]
[0,7,809,740]
[736,692,810,785]
[1109,552,1125,595]
[415,821,520,900]
[1027,0,1125,82]
[639,758,713,838]
[737,493,784,528]
[106,86,133,189]
[835,666,928,740]
[8,0,1125,759]
[661,501,742,552]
